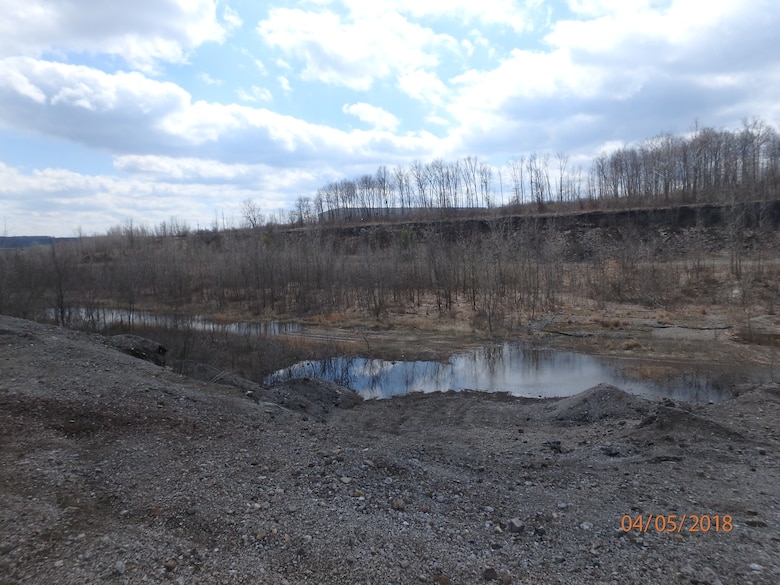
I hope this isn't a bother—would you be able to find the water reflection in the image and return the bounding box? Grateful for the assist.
[46,307,300,336]
[264,343,758,403]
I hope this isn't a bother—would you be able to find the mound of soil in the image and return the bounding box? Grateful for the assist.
[545,383,650,425]
[634,404,746,441]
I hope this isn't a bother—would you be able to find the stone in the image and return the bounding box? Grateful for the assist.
[392,498,406,511]
[746,518,767,527]
[164,558,178,572]
[580,521,594,531]
[114,560,126,575]
[701,567,724,585]
[507,518,525,534]
[483,567,499,580]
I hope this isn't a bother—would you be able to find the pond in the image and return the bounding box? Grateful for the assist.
[264,342,766,403]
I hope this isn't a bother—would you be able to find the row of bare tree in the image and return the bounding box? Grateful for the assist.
[272,119,778,226]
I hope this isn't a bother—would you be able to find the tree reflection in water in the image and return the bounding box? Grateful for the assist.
[265,343,753,403]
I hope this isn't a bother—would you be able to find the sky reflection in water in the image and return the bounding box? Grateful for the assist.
[265,343,742,403]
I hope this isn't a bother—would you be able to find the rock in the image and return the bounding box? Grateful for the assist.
[701,567,724,585]
[431,573,451,585]
[508,518,525,534]
[745,518,767,527]
[340,476,353,484]
[392,498,406,511]
[580,521,594,531]
[749,563,764,572]
[164,558,178,572]
[114,560,126,575]
[483,567,499,580]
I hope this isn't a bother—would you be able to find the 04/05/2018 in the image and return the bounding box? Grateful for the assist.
[621,514,733,533]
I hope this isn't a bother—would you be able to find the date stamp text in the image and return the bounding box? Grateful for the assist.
[620,514,733,533]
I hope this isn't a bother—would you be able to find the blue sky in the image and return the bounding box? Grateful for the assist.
[1,0,778,235]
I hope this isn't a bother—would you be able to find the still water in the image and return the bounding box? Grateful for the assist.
[48,307,300,336]
[264,343,756,403]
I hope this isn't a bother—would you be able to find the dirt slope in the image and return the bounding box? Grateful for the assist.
[1,315,778,584]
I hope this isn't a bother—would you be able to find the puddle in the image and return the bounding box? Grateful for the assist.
[264,343,767,403]
[47,308,300,336]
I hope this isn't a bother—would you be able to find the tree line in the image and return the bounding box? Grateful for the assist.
[268,119,780,226]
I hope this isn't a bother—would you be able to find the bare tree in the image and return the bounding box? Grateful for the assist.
[241,199,265,229]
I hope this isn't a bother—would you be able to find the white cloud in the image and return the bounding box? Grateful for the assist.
[442,0,780,156]
[317,0,535,32]
[198,72,222,85]
[0,159,323,235]
[0,57,440,165]
[0,57,190,151]
[236,85,273,103]
[399,69,449,106]
[343,102,400,131]
[258,7,458,91]
[222,5,243,31]
[0,0,227,73]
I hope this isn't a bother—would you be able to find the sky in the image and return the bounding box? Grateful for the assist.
[1,0,779,236]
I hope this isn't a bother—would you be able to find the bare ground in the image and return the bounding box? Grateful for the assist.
[1,314,779,585]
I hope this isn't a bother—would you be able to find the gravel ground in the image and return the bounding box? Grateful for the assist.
[1,314,778,585]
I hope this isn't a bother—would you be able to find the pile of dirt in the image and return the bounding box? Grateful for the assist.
[544,383,650,425]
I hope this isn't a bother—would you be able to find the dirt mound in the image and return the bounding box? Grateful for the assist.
[632,404,746,441]
[546,383,651,425]
[259,377,363,420]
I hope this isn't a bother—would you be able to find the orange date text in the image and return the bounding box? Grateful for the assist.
[620,514,733,533]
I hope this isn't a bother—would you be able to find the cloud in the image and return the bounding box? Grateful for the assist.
[258,7,458,91]
[0,57,190,152]
[315,0,535,32]
[236,85,273,103]
[443,0,780,157]
[0,159,323,236]
[198,73,222,86]
[343,103,400,131]
[222,5,243,31]
[0,57,440,167]
[0,0,228,73]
